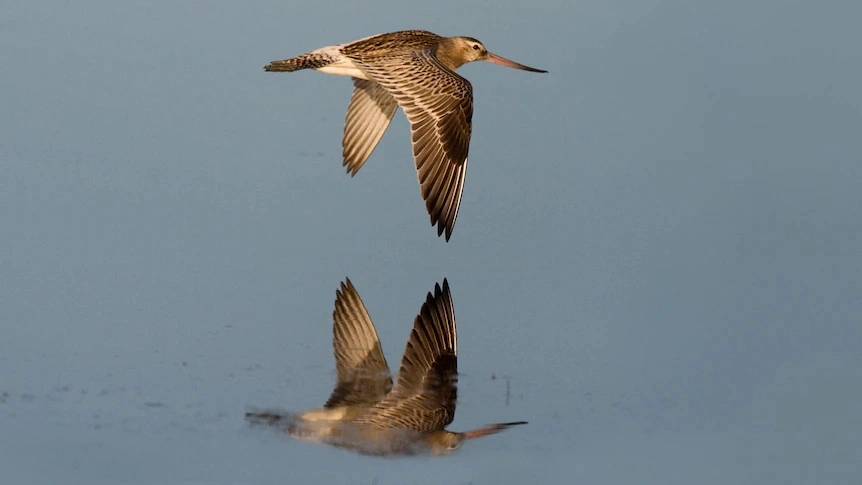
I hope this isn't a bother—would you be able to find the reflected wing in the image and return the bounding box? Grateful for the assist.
[349,50,472,241]
[324,278,393,408]
[342,78,398,175]
[354,279,457,432]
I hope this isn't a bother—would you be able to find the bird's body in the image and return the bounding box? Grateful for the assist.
[245,278,526,456]
[264,30,546,241]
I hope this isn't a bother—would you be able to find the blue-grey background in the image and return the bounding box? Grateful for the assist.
[2,1,860,483]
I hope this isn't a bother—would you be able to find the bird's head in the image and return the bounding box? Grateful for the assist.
[441,36,547,73]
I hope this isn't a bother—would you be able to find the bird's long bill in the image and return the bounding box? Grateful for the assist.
[485,53,547,73]
[462,421,528,440]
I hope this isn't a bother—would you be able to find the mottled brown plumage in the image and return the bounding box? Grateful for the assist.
[245,278,526,456]
[264,30,546,241]
[352,279,458,433]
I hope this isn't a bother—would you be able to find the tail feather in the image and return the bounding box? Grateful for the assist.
[264,53,335,72]
[245,411,291,426]
[246,410,306,437]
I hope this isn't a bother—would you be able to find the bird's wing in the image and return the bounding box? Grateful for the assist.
[348,50,472,241]
[354,279,457,432]
[342,78,399,175]
[324,278,393,408]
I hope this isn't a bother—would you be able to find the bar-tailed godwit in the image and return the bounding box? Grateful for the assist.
[264,30,546,241]
[246,278,526,456]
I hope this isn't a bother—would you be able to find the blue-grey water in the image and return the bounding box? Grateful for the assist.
[2,1,860,483]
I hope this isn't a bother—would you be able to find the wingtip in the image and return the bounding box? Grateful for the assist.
[444,223,454,241]
[336,277,359,303]
[437,279,450,298]
[434,221,454,242]
[343,164,360,177]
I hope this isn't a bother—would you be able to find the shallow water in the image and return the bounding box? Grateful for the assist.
[2,1,861,484]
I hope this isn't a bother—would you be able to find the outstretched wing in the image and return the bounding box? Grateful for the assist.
[342,78,398,175]
[324,278,393,408]
[347,50,472,241]
[354,279,458,432]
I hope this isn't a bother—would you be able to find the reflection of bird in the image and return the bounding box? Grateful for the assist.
[246,278,526,456]
[264,30,547,241]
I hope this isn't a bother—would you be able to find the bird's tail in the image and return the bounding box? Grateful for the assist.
[245,411,291,426]
[264,52,336,72]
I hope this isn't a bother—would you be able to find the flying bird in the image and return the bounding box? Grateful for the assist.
[264,30,547,241]
[245,278,526,455]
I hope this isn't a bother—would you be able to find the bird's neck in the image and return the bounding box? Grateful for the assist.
[436,38,468,71]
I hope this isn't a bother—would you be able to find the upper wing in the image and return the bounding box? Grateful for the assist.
[324,278,393,408]
[347,50,472,241]
[342,78,398,176]
[354,279,458,432]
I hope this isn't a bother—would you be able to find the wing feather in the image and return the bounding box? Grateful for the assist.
[347,50,472,241]
[342,79,398,175]
[324,278,393,408]
[354,280,458,432]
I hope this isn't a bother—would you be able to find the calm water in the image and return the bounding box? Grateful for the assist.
[2,1,861,483]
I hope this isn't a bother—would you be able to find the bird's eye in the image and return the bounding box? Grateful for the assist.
[448,442,461,450]
[472,44,480,50]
